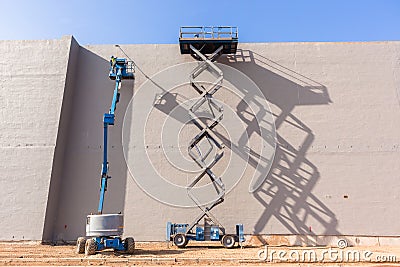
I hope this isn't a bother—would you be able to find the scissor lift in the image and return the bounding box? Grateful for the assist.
[167,26,244,249]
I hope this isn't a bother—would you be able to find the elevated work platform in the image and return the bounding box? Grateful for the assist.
[179,26,238,54]
[108,57,135,80]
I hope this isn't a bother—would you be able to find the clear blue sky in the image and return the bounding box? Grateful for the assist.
[1,0,399,45]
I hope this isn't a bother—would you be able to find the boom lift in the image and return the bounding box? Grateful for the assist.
[77,57,135,255]
[166,26,245,248]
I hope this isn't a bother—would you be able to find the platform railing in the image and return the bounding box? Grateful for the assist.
[180,26,238,39]
[124,61,135,74]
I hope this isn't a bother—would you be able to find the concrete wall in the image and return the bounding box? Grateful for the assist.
[0,36,76,240]
[42,37,80,241]
[1,37,399,243]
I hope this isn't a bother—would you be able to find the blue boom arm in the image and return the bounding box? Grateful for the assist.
[98,57,134,214]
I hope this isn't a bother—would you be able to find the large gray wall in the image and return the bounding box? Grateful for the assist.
[0,36,78,240]
[1,37,399,242]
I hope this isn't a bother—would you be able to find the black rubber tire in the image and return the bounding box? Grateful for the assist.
[124,237,135,254]
[76,237,86,254]
[221,234,236,249]
[85,238,96,256]
[173,233,188,248]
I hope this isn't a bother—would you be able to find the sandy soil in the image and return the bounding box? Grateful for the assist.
[0,241,400,266]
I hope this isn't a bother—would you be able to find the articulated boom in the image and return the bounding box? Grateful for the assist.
[98,57,134,214]
[77,57,135,256]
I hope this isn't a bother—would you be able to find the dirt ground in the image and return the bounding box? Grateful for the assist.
[1,241,400,266]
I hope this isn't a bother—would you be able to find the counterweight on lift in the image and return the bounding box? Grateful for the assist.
[167,26,244,249]
[76,57,135,256]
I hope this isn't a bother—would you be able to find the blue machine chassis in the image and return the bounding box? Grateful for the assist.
[93,236,126,252]
[167,222,245,248]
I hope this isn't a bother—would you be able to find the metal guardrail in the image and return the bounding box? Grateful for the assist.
[125,61,135,73]
[180,26,238,39]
